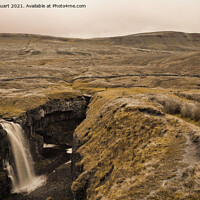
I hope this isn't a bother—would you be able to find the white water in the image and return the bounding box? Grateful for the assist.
[1,121,45,193]
[66,148,72,154]
[43,143,56,148]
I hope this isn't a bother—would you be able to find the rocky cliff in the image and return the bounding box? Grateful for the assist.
[17,96,88,161]
[0,91,90,198]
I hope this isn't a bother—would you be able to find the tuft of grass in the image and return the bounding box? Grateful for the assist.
[150,94,200,122]
[149,94,181,114]
[175,92,200,103]
[181,103,200,121]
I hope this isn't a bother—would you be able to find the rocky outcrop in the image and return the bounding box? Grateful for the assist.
[14,95,89,161]
[71,94,200,200]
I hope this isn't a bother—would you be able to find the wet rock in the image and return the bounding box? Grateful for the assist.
[16,96,89,161]
[0,126,10,199]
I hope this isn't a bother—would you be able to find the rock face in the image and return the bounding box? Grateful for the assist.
[0,94,89,198]
[71,93,200,200]
[15,96,89,160]
[0,125,11,199]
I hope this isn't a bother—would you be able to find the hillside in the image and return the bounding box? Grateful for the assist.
[0,31,200,98]
[0,31,200,200]
[72,90,200,200]
[102,31,200,51]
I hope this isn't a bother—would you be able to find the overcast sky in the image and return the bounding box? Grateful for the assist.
[0,0,200,38]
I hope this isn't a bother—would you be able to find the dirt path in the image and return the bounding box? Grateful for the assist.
[166,114,200,164]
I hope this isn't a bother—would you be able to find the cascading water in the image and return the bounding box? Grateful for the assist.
[1,120,45,194]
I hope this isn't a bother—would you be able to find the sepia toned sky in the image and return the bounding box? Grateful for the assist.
[0,0,200,38]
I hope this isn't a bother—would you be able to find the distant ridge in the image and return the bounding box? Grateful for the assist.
[0,31,200,51]
[0,33,74,42]
[0,31,200,40]
[100,31,200,51]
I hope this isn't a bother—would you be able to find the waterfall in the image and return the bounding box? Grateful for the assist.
[1,121,45,194]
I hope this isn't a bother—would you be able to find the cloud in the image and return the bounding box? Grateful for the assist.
[0,0,200,38]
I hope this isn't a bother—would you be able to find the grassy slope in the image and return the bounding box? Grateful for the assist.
[72,89,200,200]
[0,31,200,96]
[0,84,80,118]
[115,32,200,50]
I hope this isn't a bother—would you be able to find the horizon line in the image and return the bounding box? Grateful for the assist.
[0,30,200,40]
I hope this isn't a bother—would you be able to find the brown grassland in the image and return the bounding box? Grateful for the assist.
[1,31,200,199]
